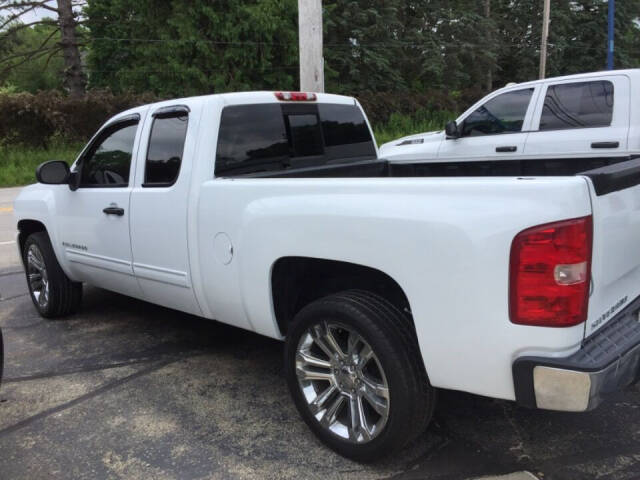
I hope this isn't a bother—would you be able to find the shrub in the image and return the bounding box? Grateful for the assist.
[0,90,158,148]
[0,88,483,149]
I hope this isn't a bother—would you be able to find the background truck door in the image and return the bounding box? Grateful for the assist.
[437,87,538,162]
[523,75,629,159]
[129,103,202,316]
[56,114,143,297]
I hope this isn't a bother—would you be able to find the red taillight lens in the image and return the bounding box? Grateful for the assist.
[274,91,317,101]
[509,216,592,327]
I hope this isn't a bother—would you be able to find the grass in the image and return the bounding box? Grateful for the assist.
[0,111,457,187]
[0,143,82,187]
[372,109,455,145]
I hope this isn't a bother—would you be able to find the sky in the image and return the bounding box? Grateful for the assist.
[11,1,57,23]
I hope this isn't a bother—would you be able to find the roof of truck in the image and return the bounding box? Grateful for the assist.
[110,91,357,124]
[496,68,640,93]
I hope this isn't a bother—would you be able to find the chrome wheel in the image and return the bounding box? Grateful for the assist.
[27,244,49,309]
[295,321,390,443]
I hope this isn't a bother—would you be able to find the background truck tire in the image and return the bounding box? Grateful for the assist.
[22,231,82,318]
[284,289,436,462]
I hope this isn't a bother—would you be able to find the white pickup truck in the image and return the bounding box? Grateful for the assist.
[13,91,640,461]
[380,69,640,170]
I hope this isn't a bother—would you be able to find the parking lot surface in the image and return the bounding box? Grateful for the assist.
[0,187,638,480]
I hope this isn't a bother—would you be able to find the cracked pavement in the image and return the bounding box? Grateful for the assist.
[0,187,638,479]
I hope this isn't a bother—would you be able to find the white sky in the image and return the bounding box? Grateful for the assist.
[10,1,57,23]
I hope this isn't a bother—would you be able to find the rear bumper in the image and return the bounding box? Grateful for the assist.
[513,294,640,412]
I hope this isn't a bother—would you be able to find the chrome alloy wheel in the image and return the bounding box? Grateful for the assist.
[26,244,49,309]
[295,321,390,443]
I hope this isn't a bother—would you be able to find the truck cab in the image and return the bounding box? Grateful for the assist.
[380,69,640,165]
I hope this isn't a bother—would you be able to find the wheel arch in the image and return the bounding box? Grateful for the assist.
[17,219,47,262]
[271,256,415,337]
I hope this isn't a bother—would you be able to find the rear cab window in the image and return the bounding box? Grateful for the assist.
[215,102,376,176]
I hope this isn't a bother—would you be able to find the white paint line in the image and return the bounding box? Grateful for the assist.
[0,240,16,246]
[471,473,539,480]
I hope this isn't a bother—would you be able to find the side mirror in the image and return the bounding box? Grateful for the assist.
[35,160,70,185]
[445,120,460,139]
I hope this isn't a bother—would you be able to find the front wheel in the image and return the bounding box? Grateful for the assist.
[23,232,82,318]
[284,290,436,461]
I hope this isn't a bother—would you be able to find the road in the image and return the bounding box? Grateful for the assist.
[0,187,638,479]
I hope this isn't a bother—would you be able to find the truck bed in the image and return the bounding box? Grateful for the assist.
[239,155,639,180]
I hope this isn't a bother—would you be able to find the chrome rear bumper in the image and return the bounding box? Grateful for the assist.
[513,295,640,412]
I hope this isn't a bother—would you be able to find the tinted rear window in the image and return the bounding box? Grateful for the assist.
[540,80,614,130]
[287,113,323,157]
[318,104,374,146]
[215,103,375,176]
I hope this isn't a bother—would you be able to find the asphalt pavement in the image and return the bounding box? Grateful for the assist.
[0,186,638,480]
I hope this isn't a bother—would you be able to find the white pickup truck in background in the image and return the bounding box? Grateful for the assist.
[380,69,640,171]
[13,90,640,461]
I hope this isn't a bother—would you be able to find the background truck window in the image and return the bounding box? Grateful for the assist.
[539,80,614,131]
[144,113,189,186]
[462,88,534,137]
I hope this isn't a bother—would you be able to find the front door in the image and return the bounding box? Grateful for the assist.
[56,113,144,297]
[438,87,537,162]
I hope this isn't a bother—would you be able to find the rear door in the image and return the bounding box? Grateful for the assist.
[437,87,538,161]
[581,159,640,336]
[129,103,203,316]
[524,75,630,159]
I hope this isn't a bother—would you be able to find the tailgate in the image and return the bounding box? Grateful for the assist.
[581,158,640,336]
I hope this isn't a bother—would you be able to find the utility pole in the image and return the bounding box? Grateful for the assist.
[607,0,615,70]
[298,0,324,92]
[539,0,550,79]
[484,0,492,92]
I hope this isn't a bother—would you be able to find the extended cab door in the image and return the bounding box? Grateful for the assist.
[128,103,202,316]
[437,87,539,161]
[56,113,144,297]
[523,75,629,159]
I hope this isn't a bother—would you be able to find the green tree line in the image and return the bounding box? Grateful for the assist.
[1,0,640,96]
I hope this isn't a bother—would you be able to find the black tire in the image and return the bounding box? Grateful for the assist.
[284,290,436,462]
[22,231,82,318]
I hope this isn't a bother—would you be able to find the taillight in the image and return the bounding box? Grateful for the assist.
[274,91,317,101]
[509,216,592,327]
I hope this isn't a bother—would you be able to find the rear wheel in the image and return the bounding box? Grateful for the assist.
[284,290,436,461]
[23,232,82,318]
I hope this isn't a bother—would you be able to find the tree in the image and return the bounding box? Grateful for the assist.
[85,0,299,96]
[2,23,64,91]
[0,0,86,95]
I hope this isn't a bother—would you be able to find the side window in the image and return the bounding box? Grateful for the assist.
[539,80,614,131]
[144,110,189,186]
[80,119,138,187]
[462,89,534,137]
